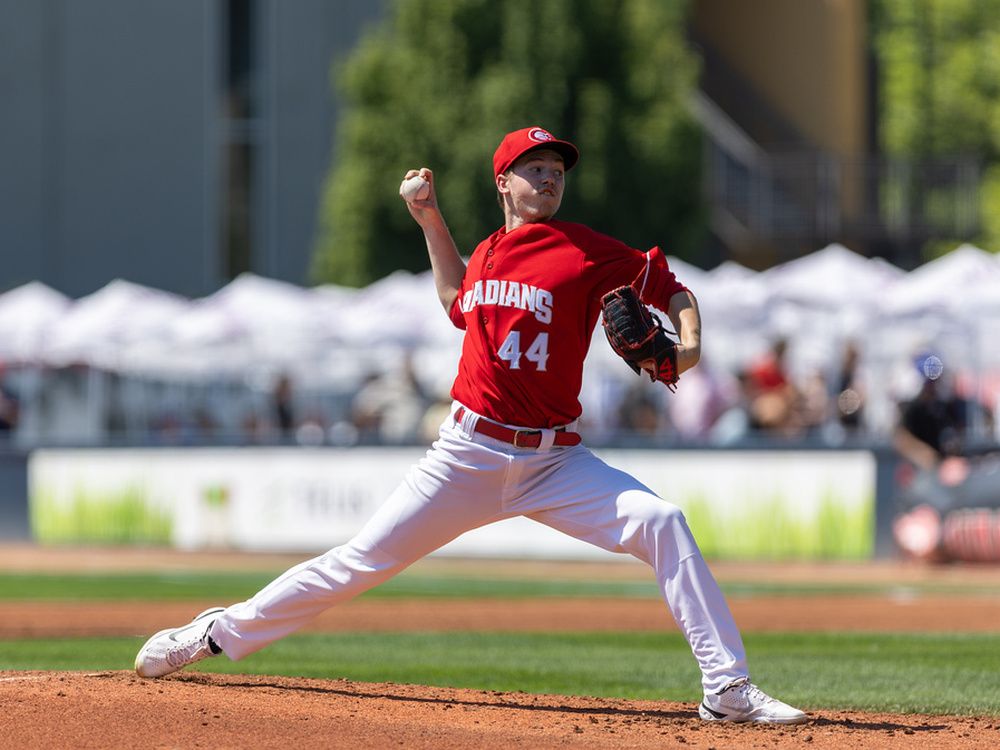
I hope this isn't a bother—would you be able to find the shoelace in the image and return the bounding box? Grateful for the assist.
[741,683,773,705]
[720,677,774,706]
[165,635,207,667]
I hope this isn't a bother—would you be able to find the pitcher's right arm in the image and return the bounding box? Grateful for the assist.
[401,168,466,312]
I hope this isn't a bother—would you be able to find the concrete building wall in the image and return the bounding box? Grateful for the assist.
[264,0,378,285]
[0,1,52,288]
[0,0,382,299]
[61,0,217,298]
[1,0,216,298]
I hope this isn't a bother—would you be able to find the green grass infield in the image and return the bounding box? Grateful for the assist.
[2,570,1000,601]
[2,631,1000,716]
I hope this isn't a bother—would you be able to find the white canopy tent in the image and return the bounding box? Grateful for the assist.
[764,243,904,311]
[664,255,711,290]
[878,244,1000,319]
[0,246,990,380]
[693,260,771,373]
[1,243,996,445]
[337,270,461,347]
[40,279,189,371]
[871,246,1000,377]
[0,281,71,364]
[755,244,906,377]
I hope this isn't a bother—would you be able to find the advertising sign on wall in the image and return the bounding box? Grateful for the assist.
[29,447,875,560]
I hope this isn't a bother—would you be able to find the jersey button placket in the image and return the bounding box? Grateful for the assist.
[481,241,498,325]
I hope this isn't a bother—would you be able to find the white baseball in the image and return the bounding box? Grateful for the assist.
[400,175,430,203]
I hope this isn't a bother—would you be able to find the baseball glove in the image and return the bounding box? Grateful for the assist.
[601,285,679,389]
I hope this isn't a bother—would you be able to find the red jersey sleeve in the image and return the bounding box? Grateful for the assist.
[449,292,467,329]
[632,246,689,312]
[572,223,689,314]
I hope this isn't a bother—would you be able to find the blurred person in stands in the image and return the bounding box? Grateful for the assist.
[417,396,455,444]
[350,352,432,444]
[743,338,801,436]
[833,341,865,433]
[707,369,754,445]
[0,363,18,435]
[666,359,740,442]
[272,373,297,439]
[616,379,666,437]
[193,407,220,443]
[349,371,383,441]
[240,412,266,445]
[747,337,790,392]
[795,369,831,438]
[893,356,968,472]
[890,355,997,561]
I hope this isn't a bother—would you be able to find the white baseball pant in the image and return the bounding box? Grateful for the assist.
[209,403,748,693]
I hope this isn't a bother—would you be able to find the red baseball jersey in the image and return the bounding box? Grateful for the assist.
[448,219,688,427]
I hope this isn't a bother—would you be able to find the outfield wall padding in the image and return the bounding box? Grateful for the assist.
[28,446,888,560]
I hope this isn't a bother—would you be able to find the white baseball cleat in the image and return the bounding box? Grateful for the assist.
[699,678,808,724]
[134,607,225,678]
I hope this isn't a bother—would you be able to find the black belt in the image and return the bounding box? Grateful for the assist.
[454,407,581,448]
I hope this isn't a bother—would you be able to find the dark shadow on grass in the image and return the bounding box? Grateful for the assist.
[174,673,694,720]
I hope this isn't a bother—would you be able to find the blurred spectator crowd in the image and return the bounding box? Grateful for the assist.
[0,335,995,459]
[592,337,996,457]
[1,243,998,457]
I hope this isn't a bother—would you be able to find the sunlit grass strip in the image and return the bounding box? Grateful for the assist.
[2,571,1000,601]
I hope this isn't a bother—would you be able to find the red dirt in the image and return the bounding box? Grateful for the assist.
[3,594,1000,638]
[4,545,1000,748]
[2,670,998,749]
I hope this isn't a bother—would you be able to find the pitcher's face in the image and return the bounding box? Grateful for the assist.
[498,149,565,223]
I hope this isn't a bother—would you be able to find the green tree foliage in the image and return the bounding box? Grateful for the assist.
[312,0,703,286]
[873,0,1000,254]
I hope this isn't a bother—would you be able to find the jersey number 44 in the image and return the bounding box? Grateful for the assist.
[497,330,549,371]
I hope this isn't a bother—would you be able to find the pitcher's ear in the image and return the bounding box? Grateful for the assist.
[496,171,511,195]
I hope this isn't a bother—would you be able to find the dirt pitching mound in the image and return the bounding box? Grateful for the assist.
[3,670,997,749]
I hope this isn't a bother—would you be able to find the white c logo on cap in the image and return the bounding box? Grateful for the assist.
[528,128,554,143]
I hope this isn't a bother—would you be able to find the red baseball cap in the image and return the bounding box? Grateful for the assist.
[492,127,579,178]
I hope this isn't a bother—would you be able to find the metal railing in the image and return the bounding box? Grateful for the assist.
[691,92,983,263]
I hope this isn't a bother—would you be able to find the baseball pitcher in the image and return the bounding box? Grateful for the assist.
[135,126,806,725]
